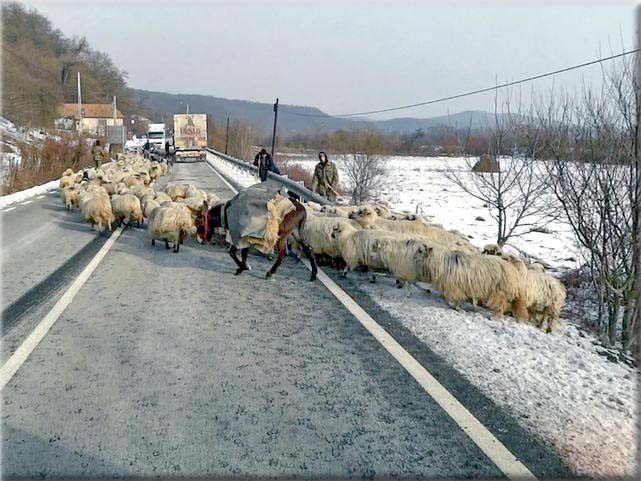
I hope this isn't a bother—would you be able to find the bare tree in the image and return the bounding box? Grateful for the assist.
[445,91,559,246]
[537,54,639,349]
[341,152,386,203]
[227,120,254,160]
[336,129,388,203]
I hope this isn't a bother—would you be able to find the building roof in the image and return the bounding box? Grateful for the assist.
[59,103,124,119]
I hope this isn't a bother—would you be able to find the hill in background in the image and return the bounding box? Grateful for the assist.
[130,88,499,136]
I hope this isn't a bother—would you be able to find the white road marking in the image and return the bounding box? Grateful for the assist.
[0,226,125,392]
[302,262,536,480]
[20,200,32,205]
[208,160,536,480]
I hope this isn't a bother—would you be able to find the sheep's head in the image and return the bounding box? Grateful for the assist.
[501,253,528,275]
[482,243,503,256]
[528,262,546,272]
[320,205,334,214]
[373,205,391,218]
[348,206,377,226]
[415,242,434,258]
[330,222,356,240]
[330,223,343,240]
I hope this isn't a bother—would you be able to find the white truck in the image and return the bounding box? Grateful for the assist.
[146,123,167,151]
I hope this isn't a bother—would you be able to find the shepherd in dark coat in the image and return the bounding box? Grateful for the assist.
[253,148,280,182]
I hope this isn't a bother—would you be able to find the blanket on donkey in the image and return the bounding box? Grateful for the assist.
[225,183,296,254]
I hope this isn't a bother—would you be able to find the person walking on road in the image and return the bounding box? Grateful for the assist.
[92,140,107,168]
[311,151,339,201]
[142,139,151,158]
[253,148,280,182]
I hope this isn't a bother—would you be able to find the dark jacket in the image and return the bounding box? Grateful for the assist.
[253,152,280,182]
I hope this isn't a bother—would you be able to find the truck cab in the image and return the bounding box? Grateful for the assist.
[146,123,166,150]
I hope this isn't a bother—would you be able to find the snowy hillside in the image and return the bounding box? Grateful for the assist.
[0,117,46,185]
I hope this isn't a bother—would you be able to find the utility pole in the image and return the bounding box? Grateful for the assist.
[224,116,230,155]
[271,98,279,158]
[77,71,82,133]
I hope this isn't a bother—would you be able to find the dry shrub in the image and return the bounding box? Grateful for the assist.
[277,158,313,188]
[2,133,94,194]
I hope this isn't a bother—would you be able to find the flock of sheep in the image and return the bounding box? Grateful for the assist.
[300,202,566,333]
[58,153,218,253]
[57,153,566,333]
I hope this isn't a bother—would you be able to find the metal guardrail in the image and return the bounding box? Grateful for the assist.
[205,148,332,206]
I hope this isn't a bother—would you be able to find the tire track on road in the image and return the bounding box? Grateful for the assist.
[2,234,109,334]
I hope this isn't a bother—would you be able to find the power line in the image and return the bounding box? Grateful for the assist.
[279,48,640,119]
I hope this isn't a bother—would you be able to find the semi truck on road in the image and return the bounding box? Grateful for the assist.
[173,113,208,160]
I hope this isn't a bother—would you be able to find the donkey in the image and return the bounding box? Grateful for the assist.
[198,199,318,281]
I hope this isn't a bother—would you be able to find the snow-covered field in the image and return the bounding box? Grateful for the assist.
[279,153,578,271]
[216,151,638,478]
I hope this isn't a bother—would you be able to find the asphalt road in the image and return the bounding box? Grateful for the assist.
[0,160,567,478]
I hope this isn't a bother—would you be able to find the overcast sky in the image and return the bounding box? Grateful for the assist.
[21,1,638,120]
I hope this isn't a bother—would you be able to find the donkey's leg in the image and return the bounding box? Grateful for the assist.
[229,246,247,274]
[240,247,250,270]
[266,238,288,278]
[299,240,317,281]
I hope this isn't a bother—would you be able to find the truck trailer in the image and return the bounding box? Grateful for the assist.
[173,114,208,159]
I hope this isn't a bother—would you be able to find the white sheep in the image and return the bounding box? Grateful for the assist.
[143,199,161,219]
[165,183,190,200]
[350,206,477,253]
[330,222,397,281]
[111,194,144,228]
[154,191,173,204]
[417,246,528,320]
[59,169,76,189]
[148,203,196,253]
[129,184,155,201]
[80,190,115,232]
[301,213,362,258]
[61,185,81,210]
[522,270,566,332]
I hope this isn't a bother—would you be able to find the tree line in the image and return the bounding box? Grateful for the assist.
[1,2,136,127]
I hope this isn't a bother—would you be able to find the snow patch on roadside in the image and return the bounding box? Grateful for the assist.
[0,180,58,209]
[359,275,637,478]
[207,153,257,189]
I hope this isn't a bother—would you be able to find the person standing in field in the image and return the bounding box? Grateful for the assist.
[253,148,280,182]
[92,140,107,168]
[312,151,339,201]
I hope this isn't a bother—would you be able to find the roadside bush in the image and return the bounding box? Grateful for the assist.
[2,133,94,194]
[277,158,313,188]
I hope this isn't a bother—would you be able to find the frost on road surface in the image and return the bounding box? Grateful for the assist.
[219,152,637,478]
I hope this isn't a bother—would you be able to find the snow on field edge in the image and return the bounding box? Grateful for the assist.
[215,152,638,478]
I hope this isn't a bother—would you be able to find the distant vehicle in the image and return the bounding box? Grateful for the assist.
[147,123,167,150]
[173,114,207,160]
[125,134,147,153]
